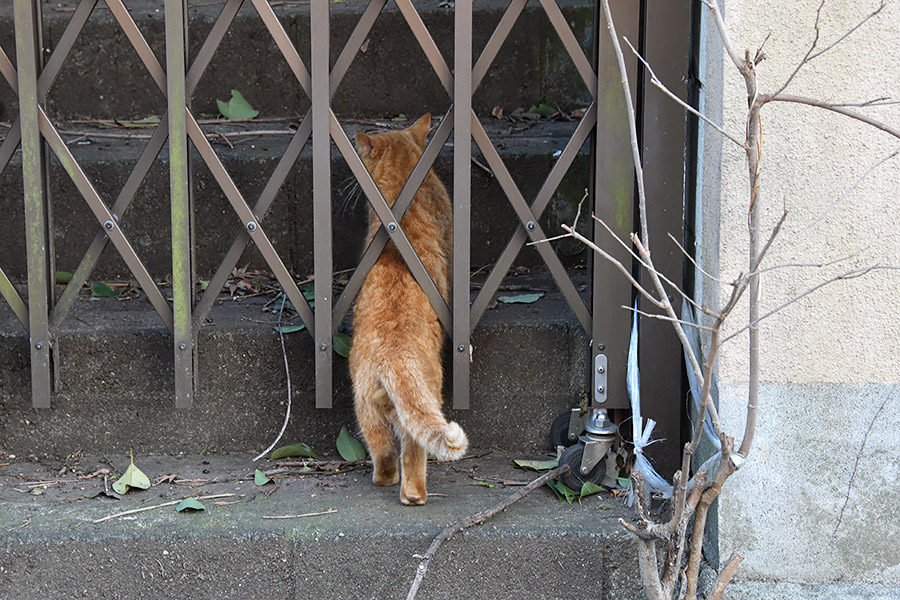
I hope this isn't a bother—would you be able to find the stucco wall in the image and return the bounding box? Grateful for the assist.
[699,0,900,584]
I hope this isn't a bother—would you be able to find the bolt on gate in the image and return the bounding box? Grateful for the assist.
[1,0,692,475]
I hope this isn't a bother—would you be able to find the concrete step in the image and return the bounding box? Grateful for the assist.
[0,0,596,122]
[0,452,642,600]
[0,117,591,281]
[0,270,593,456]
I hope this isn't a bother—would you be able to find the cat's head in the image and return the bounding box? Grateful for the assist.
[355,114,431,174]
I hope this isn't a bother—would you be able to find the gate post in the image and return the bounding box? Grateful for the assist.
[15,0,53,408]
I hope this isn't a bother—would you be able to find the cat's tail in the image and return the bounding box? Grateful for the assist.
[379,360,468,461]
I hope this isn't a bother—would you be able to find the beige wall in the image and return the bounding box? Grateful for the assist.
[701,0,900,584]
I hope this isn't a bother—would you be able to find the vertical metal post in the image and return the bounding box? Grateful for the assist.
[591,0,639,412]
[166,0,194,408]
[312,0,333,408]
[15,0,52,408]
[452,0,472,409]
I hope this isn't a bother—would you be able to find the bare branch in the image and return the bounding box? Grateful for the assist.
[772,146,900,254]
[753,208,788,271]
[701,0,744,71]
[761,94,900,140]
[826,97,898,108]
[561,224,664,310]
[620,305,716,332]
[722,266,899,344]
[623,37,746,150]
[753,250,864,276]
[707,554,745,600]
[667,232,731,287]
[769,0,825,98]
[807,1,886,61]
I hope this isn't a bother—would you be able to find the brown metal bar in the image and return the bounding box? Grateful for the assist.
[250,0,311,96]
[0,267,28,332]
[330,0,388,97]
[37,0,98,99]
[193,115,312,328]
[311,0,332,408]
[638,0,690,478]
[166,0,194,408]
[186,0,243,94]
[105,0,166,93]
[470,104,597,328]
[37,109,175,331]
[330,112,452,332]
[471,118,591,332]
[15,0,52,408]
[52,119,171,331]
[185,111,315,332]
[452,0,472,409]
[591,0,640,412]
[471,0,525,92]
[332,110,453,330]
[394,0,453,96]
[0,44,17,89]
[538,0,597,93]
[0,121,22,174]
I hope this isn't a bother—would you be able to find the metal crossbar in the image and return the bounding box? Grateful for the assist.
[5,0,662,417]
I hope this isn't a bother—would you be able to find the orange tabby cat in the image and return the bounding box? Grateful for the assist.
[349,114,468,506]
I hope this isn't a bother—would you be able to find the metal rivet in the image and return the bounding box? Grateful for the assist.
[103,220,114,230]
[35,342,43,350]
[457,344,465,352]
[597,366,605,374]
[598,344,605,351]
[526,221,536,231]
[247,221,257,232]
[568,432,577,440]
[581,466,589,474]
[179,343,187,351]
[320,343,327,351]
[596,386,605,393]
[387,222,397,232]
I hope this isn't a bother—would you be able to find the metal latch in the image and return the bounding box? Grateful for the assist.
[593,353,608,405]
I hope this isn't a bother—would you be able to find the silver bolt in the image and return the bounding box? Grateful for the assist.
[103,220,114,231]
[598,344,605,351]
[568,432,576,440]
[457,344,465,352]
[387,222,397,232]
[35,342,43,350]
[526,221,536,231]
[247,221,257,232]
[597,366,605,374]
[581,465,589,474]
[179,343,187,351]
[596,385,605,394]
[320,343,327,351]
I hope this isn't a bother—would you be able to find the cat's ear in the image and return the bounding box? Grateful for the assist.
[408,114,431,149]
[356,132,381,159]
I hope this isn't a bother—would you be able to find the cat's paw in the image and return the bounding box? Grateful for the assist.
[435,421,468,461]
[400,487,427,506]
[373,455,400,486]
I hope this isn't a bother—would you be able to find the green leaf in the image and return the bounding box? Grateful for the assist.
[275,324,306,334]
[617,477,632,489]
[332,333,352,358]
[268,442,317,460]
[175,498,206,512]
[56,271,73,284]
[91,282,121,297]
[254,469,272,486]
[336,425,366,462]
[199,279,210,291]
[528,103,557,118]
[513,459,558,472]
[466,481,495,488]
[579,481,607,498]
[545,479,577,503]
[112,455,151,495]
[496,292,544,304]
[30,488,43,496]
[217,89,259,120]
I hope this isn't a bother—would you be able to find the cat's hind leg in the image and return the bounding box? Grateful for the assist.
[353,374,399,486]
[399,430,427,505]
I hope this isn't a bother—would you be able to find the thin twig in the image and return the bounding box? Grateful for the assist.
[833,384,896,537]
[770,0,826,98]
[762,94,900,140]
[808,1,886,61]
[667,232,729,286]
[253,296,292,462]
[92,494,235,524]
[620,305,716,332]
[263,509,339,520]
[624,37,746,150]
[405,465,569,600]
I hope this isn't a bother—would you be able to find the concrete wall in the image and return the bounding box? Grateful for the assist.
[698,0,900,585]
